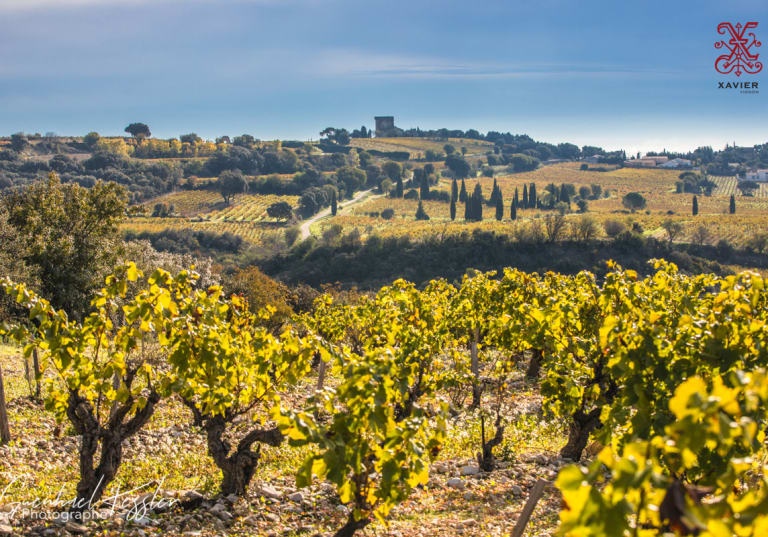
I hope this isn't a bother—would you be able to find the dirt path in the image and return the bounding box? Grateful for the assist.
[299,188,379,240]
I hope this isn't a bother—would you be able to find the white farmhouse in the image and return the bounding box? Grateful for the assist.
[745,169,768,182]
[659,158,692,169]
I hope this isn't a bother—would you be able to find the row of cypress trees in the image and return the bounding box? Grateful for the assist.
[447,179,538,222]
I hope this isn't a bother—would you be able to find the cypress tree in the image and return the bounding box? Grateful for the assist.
[510,200,517,220]
[560,184,570,204]
[450,198,456,220]
[420,175,430,200]
[395,176,403,198]
[331,190,337,216]
[522,184,528,208]
[415,199,430,220]
[692,195,698,216]
[451,179,458,204]
[514,187,519,208]
[529,183,537,208]
[472,184,484,221]
[495,195,503,221]
[464,196,471,220]
[459,179,467,202]
[490,178,499,205]
[729,194,736,214]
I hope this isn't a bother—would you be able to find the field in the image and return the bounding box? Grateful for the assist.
[124,192,302,247]
[314,162,768,248]
[122,160,768,254]
[350,137,494,159]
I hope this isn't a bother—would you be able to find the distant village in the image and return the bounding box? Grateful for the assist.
[581,153,768,182]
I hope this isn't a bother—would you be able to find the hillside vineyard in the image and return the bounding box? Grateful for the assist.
[2,258,768,536]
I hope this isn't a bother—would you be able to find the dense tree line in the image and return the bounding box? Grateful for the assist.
[260,230,762,290]
[0,150,182,203]
[123,229,244,256]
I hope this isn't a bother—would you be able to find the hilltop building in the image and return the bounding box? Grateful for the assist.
[375,116,403,137]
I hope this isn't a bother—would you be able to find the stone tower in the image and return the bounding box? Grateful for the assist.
[374,116,400,137]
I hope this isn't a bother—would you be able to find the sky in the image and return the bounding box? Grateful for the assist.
[0,0,766,155]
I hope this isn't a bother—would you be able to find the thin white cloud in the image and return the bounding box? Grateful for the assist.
[0,0,150,9]
[0,0,287,11]
[311,49,683,80]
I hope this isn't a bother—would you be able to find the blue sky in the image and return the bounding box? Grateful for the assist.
[0,0,765,154]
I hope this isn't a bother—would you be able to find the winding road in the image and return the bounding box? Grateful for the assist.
[299,188,379,240]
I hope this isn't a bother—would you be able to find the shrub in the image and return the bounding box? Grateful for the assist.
[603,219,626,238]
[621,192,646,212]
[691,225,711,245]
[285,227,300,246]
[572,215,599,242]
[381,208,395,220]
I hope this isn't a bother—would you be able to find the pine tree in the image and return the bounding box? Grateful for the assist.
[510,200,517,220]
[522,184,528,208]
[415,199,430,220]
[331,190,337,216]
[495,196,503,221]
[729,194,736,214]
[529,183,537,208]
[692,195,698,216]
[451,179,458,204]
[459,179,467,202]
[395,176,403,198]
[450,198,456,220]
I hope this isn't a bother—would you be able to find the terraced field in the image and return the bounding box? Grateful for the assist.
[123,216,290,245]
[138,192,299,221]
[711,176,768,198]
[350,137,494,158]
[127,192,301,247]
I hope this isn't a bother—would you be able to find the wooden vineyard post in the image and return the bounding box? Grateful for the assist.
[470,325,481,407]
[511,479,550,537]
[32,347,41,400]
[0,365,11,445]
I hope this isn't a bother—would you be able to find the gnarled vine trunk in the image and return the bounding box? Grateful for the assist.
[525,348,543,381]
[67,388,160,519]
[188,406,284,497]
[333,514,370,537]
[559,408,601,461]
[477,412,504,471]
